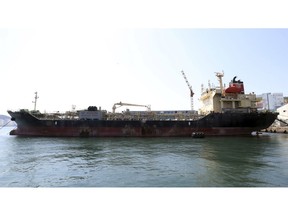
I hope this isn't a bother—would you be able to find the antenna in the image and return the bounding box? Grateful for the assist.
[32,92,39,111]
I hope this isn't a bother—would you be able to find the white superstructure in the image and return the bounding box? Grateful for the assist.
[199,73,257,115]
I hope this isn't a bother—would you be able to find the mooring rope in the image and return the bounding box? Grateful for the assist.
[276,118,288,126]
[0,120,11,130]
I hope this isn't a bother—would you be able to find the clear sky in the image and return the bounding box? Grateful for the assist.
[1,1,288,115]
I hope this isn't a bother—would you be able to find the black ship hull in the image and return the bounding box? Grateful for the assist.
[8,110,278,137]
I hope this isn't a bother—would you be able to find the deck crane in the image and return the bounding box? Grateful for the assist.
[112,102,151,113]
[181,70,194,111]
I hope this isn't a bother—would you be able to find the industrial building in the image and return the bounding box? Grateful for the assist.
[257,93,284,111]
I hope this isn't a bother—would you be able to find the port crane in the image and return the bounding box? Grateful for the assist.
[181,70,194,110]
[112,102,151,113]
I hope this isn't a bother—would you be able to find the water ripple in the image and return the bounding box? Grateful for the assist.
[1,128,288,187]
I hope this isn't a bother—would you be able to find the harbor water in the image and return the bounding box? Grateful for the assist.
[0,126,288,187]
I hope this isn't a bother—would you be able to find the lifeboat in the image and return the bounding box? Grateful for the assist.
[225,85,242,94]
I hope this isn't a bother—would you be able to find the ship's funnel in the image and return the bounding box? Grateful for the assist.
[225,76,245,94]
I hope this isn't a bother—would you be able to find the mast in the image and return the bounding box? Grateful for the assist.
[32,92,39,111]
[215,71,224,94]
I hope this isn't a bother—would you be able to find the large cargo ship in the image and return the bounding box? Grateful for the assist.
[8,73,278,137]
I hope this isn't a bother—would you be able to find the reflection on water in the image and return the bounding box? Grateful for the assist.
[0,127,288,187]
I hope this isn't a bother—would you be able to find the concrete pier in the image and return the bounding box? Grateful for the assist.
[263,126,288,134]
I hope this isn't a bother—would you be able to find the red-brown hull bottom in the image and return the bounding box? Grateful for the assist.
[10,126,258,137]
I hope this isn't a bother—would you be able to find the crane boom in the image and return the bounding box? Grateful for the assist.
[181,70,194,110]
[112,102,151,113]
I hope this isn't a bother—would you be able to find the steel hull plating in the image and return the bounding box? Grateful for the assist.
[8,110,278,137]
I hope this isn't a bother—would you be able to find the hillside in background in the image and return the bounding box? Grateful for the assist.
[0,114,16,126]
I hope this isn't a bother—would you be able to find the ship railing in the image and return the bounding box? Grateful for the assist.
[257,109,279,114]
[30,111,79,120]
[222,108,258,113]
[106,112,202,121]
